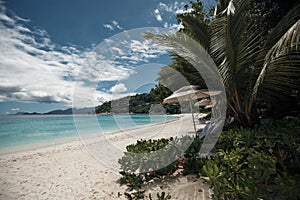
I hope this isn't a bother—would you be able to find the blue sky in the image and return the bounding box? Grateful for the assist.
[0,0,215,114]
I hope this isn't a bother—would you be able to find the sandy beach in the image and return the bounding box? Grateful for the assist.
[0,114,212,199]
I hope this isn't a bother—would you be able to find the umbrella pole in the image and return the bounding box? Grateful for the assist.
[189,100,197,134]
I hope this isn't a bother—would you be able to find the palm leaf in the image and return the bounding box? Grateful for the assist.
[210,0,259,113]
[143,31,227,156]
[143,31,224,93]
[177,14,210,49]
[251,19,300,104]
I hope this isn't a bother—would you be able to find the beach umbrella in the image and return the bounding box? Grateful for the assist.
[194,98,212,107]
[196,112,210,119]
[163,85,221,133]
[204,104,213,109]
[163,86,215,104]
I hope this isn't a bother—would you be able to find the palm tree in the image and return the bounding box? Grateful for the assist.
[144,0,300,127]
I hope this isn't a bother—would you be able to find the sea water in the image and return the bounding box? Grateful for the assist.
[0,114,176,150]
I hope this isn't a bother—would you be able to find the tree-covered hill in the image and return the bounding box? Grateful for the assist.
[95,86,180,114]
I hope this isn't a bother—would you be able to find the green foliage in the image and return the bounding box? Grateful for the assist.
[154,0,211,91]
[200,119,300,200]
[129,93,155,114]
[118,137,181,176]
[95,101,111,113]
[119,171,144,191]
[123,191,172,200]
[95,93,155,114]
[183,137,204,175]
[118,135,207,199]
[126,138,173,153]
[124,190,145,200]
[95,87,181,114]
[118,137,179,200]
[146,0,300,127]
[149,192,171,200]
[177,0,211,48]
[149,84,172,103]
[118,119,300,199]
[149,85,181,114]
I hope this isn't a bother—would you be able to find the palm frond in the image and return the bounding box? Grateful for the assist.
[251,19,300,101]
[177,15,210,49]
[143,31,224,93]
[210,0,255,85]
[210,0,257,113]
[262,2,300,52]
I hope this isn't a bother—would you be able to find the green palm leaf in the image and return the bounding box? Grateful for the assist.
[143,31,224,93]
[250,19,300,106]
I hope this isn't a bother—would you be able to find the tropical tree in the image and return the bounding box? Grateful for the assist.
[151,1,211,93]
[145,0,300,127]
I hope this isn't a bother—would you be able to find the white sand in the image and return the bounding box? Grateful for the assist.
[0,114,212,199]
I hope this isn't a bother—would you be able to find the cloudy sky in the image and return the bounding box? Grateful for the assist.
[0,0,215,114]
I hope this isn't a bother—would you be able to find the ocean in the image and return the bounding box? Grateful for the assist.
[0,114,176,150]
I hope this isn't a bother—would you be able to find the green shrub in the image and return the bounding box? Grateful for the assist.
[118,137,181,199]
[124,190,145,200]
[118,136,199,199]
[119,171,144,191]
[118,137,180,176]
[118,119,300,199]
[183,136,204,175]
[200,119,300,200]
[149,192,171,200]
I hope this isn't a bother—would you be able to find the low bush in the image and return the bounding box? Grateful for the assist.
[200,119,300,199]
[118,119,300,199]
[118,137,178,199]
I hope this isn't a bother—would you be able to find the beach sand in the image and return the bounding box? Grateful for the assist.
[0,114,212,199]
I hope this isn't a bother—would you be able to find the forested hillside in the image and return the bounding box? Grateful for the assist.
[95,86,180,114]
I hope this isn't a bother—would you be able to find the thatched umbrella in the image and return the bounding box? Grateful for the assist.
[194,98,212,107]
[163,85,221,133]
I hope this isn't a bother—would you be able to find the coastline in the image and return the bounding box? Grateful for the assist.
[0,114,212,199]
[0,114,179,155]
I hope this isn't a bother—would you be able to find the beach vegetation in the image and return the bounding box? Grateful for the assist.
[200,118,300,199]
[118,118,300,199]
[144,0,300,127]
[110,0,300,198]
[118,137,179,177]
[118,136,190,199]
[96,90,181,114]
[95,93,155,114]
[149,192,171,200]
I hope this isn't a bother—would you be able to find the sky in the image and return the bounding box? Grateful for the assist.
[0,0,215,115]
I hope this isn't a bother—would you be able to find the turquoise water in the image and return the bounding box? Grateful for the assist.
[0,114,176,150]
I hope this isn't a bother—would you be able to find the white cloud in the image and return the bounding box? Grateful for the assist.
[153,1,194,29]
[103,24,114,31]
[15,15,30,22]
[111,47,124,55]
[112,20,123,30]
[0,3,169,108]
[97,32,168,67]
[163,22,184,31]
[153,1,189,30]
[154,9,163,22]
[158,2,174,12]
[126,39,167,62]
[175,8,193,14]
[0,2,132,107]
[11,107,20,111]
[103,20,123,31]
[109,83,128,93]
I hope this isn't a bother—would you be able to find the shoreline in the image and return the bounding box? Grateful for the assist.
[0,113,212,199]
[0,114,181,156]
[0,114,185,159]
